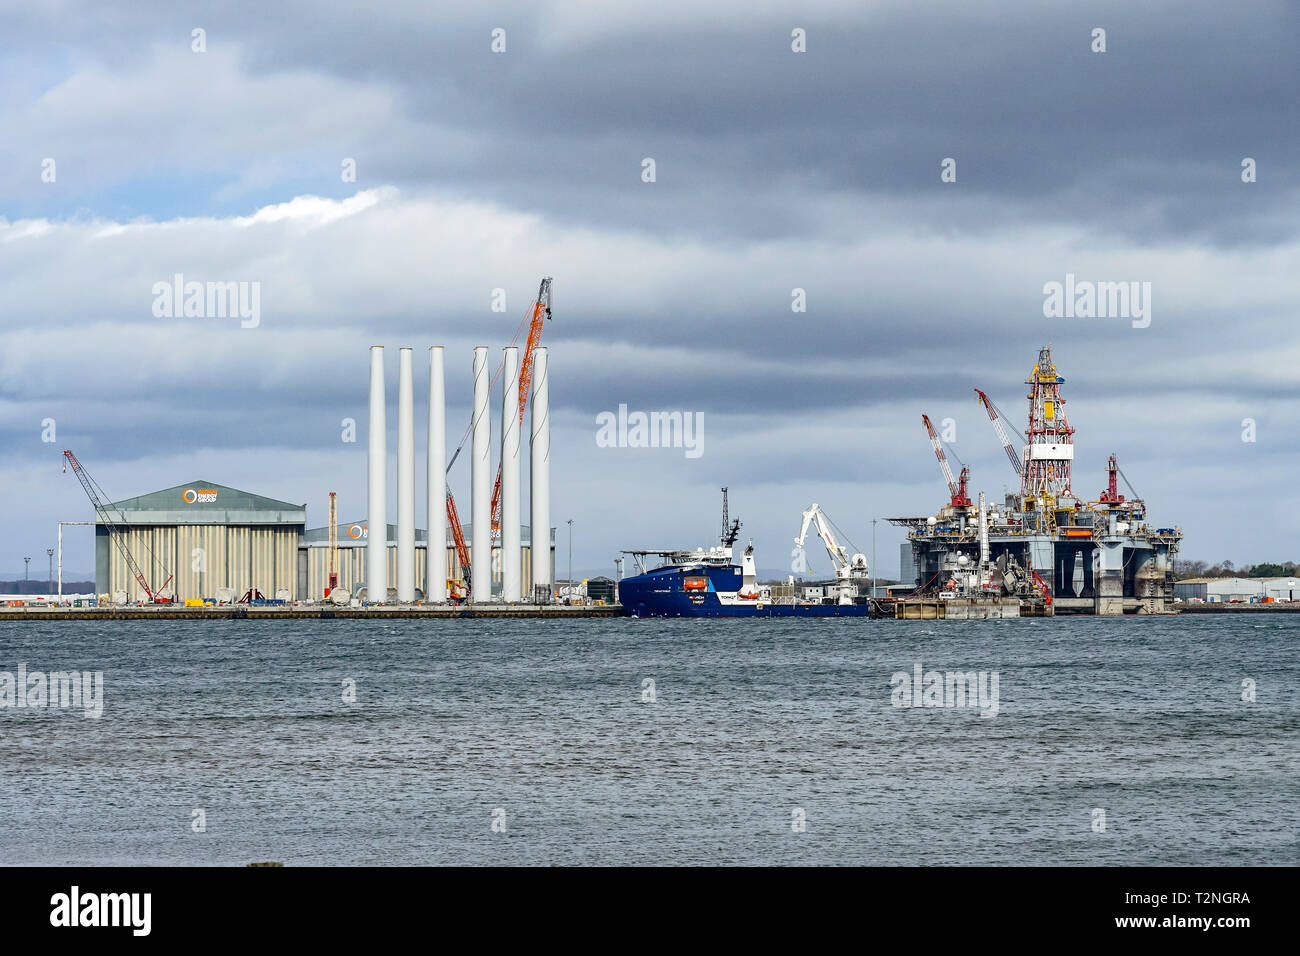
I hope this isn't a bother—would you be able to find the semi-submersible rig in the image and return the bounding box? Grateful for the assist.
[889,346,1182,616]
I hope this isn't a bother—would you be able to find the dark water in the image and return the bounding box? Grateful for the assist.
[1,616,1296,866]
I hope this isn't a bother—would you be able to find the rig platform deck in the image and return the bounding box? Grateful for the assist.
[894,598,1049,619]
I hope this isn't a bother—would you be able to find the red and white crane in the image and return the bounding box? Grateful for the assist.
[921,413,971,508]
[973,388,1024,480]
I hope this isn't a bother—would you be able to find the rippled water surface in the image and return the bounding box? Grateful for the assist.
[1,616,1296,865]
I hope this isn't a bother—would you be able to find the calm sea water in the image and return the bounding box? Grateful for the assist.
[0,616,1296,866]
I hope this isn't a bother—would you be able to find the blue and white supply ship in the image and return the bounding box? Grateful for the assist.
[618,490,871,618]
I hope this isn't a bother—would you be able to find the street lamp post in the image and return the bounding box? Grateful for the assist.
[47,549,54,594]
[566,518,574,604]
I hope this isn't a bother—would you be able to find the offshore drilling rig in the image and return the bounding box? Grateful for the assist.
[890,346,1182,616]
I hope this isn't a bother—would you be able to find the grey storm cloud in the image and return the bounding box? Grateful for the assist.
[1,0,1298,573]
[5,0,1299,242]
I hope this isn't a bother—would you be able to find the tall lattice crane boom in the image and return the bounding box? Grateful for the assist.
[973,388,1024,479]
[444,278,553,590]
[446,492,471,588]
[490,277,553,534]
[922,414,971,508]
[62,449,171,602]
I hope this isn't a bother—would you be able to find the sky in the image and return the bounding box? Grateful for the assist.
[2,0,1298,581]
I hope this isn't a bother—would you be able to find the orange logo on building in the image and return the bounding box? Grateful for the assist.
[183,488,218,503]
[347,524,366,538]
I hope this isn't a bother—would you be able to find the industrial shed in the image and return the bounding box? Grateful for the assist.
[95,481,305,602]
[1172,577,1291,603]
[1262,578,1300,601]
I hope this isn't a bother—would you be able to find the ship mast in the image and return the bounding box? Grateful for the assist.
[720,487,741,547]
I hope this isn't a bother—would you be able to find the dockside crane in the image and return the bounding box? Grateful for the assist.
[489,276,553,535]
[921,414,971,508]
[794,503,869,605]
[443,277,553,593]
[446,494,471,592]
[327,491,338,598]
[62,449,173,603]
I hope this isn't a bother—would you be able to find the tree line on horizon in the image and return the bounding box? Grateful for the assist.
[1173,560,1298,580]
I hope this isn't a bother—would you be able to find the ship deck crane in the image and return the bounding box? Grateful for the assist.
[973,388,1024,480]
[62,449,173,603]
[922,414,971,508]
[1098,454,1124,505]
[443,277,553,592]
[794,503,869,605]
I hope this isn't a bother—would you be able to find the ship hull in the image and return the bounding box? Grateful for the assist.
[618,565,868,618]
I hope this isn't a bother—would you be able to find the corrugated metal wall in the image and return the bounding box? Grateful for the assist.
[103,529,550,602]
[105,525,300,601]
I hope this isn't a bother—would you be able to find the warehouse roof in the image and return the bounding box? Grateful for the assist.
[102,480,306,525]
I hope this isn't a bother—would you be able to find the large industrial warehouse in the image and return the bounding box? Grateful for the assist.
[95,481,306,603]
[93,480,553,603]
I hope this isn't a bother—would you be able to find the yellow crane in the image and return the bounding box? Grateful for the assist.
[327,491,338,598]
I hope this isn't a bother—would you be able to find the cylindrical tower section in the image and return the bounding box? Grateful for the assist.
[426,346,447,602]
[471,346,491,602]
[396,347,416,602]
[501,346,522,602]
[367,346,388,603]
[530,347,551,602]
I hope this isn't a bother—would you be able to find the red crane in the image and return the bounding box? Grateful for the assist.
[62,449,173,603]
[921,414,971,508]
[489,277,553,534]
[445,493,470,591]
[1031,568,1053,605]
[1098,454,1125,505]
[444,277,553,591]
